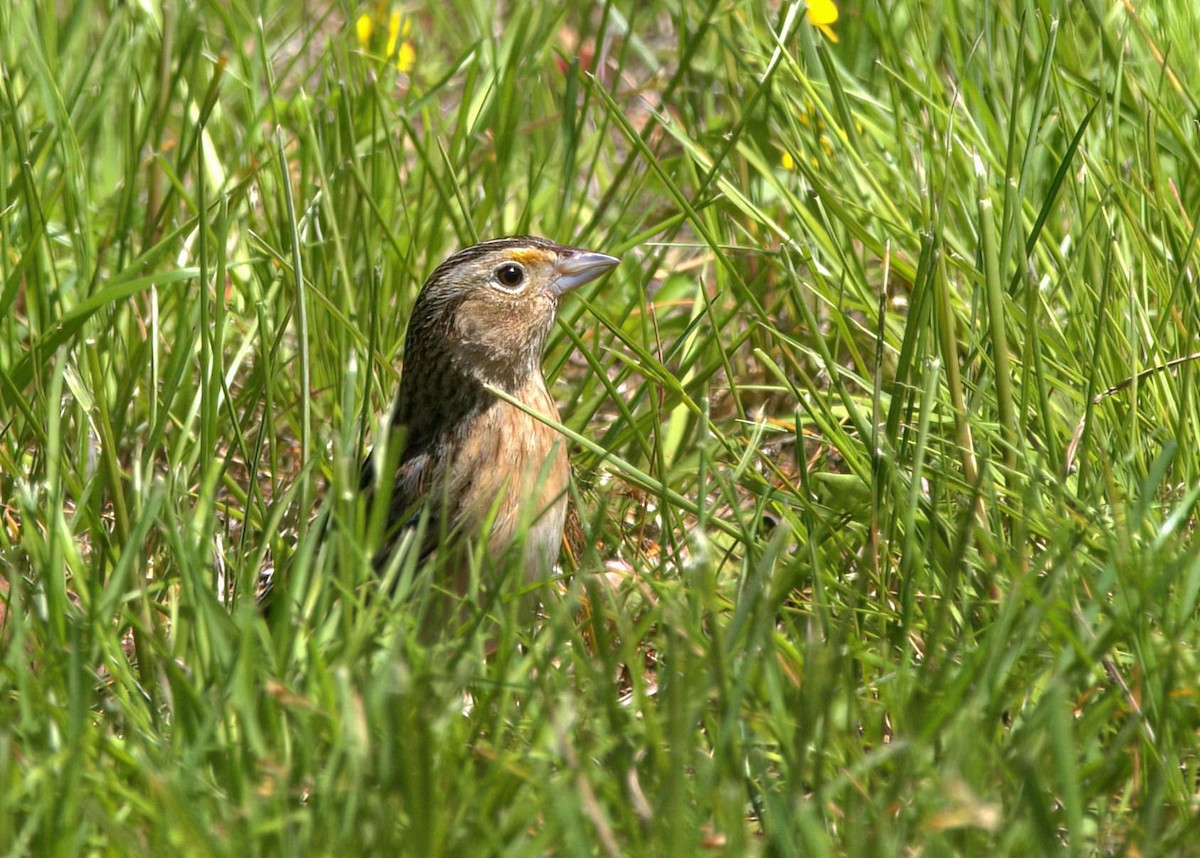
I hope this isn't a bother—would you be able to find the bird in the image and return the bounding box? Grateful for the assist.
[362,235,620,629]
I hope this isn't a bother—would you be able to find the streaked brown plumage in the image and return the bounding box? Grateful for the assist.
[363,236,619,625]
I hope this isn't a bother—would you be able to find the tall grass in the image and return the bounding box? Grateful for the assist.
[2,0,1199,852]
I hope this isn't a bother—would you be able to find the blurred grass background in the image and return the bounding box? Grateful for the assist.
[3,0,1200,853]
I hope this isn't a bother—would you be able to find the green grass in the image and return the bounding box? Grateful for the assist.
[3,0,1200,853]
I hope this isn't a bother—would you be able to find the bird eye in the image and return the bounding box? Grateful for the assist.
[494,262,525,290]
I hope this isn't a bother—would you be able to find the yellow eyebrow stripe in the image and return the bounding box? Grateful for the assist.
[508,248,555,267]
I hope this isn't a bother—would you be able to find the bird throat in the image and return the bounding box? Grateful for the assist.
[392,352,544,464]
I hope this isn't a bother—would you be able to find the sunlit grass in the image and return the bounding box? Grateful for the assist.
[2,0,1200,853]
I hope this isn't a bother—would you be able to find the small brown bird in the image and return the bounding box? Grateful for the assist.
[364,236,619,623]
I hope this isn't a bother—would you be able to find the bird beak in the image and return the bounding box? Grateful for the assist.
[551,248,620,295]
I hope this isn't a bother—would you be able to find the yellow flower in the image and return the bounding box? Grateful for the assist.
[385,10,415,71]
[355,13,373,50]
[385,11,401,56]
[781,150,796,170]
[807,0,839,43]
[355,6,416,74]
[396,41,415,73]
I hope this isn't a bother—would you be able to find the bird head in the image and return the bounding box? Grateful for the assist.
[402,236,619,391]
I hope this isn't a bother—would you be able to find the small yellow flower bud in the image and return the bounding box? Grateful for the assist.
[355,13,373,50]
[386,10,402,58]
[396,41,415,73]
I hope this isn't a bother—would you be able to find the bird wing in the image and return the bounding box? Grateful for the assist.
[362,442,451,568]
